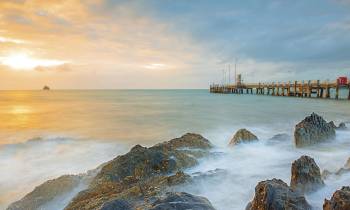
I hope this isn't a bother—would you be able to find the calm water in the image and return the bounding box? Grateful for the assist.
[1,90,350,209]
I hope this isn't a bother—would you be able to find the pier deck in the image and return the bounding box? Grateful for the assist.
[210,80,350,100]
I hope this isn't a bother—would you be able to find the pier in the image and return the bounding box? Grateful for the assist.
[210,79,350,100]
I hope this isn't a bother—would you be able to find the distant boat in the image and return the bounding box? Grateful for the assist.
[43,86,50,90]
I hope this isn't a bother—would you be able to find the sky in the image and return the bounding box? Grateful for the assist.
[0,0,350,89]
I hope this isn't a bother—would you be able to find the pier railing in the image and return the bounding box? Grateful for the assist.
[210,80,349,99]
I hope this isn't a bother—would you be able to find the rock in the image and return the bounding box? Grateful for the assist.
[290,155,324,193]
[192,168,228,180]
[335,168,350,176]
[229,129,258,146]
[246,179,311,210]
[323,186,350,210]
[157,133,212,150]
[268,133,290,141]
[294,113,335,147]
[338,122,347,130]
[101,199,132,210]
[329,121,337,129]
[322,169,332,180]
[92,133,211,185]
[345,158,350,169]
[330,121,347,130]
[64,133,212,210]
[149,192,216,210]
[7,175,85,210]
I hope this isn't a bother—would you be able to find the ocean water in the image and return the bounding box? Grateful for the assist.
[0,89,350,209]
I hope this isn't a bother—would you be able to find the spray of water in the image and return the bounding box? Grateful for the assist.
[0,136,128,209]
[180,127,350,210]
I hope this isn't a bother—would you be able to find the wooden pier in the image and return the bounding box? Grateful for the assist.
[210,80,350,100]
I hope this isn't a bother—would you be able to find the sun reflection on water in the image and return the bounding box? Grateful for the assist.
[10,106,32,114]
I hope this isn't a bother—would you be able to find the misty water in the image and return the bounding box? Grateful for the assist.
[1,90,350,209]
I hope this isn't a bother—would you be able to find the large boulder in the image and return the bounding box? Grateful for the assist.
[92,133,211,185]
[294,113,335,147]
[149,192,216,210]
[229,129,258,146]
[246,179,311,210]
[323,186,350,210]
[290,155,324,193]
[63,133,212,210]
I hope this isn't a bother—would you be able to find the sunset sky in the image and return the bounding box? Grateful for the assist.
[0,0,350,89]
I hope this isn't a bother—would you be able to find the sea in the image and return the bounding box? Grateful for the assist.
[0,89,350,209]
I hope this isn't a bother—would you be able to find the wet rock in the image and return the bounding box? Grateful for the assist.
[7,175,85,210]
[335,168,350,176]
[246,179,311,210]
[323,158,350,178]
[229,129,258,146]
[268,133,290,142]
[330,121,347,130]
[337,122,347,130]
[192,168,228,180]
[149,192,216,210]
[322,169,332,180]
[64,133,212,210]
[345,158,350,169]
[294,113,335,147]
[290,155,324,193]
[323,186,350,210]
[101,199,132,210]
[92,133,211,185]
[329,121,337,129]
[157,133,212,150]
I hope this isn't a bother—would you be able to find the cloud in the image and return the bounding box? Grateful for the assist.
[35,63,72,72]
[0,0,350,89]
[0,36,26,44]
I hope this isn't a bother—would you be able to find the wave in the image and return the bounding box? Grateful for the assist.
[0,135,129,209]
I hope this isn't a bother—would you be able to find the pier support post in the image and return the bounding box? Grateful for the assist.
[307,80,311,97]
[301,81,304,97]
[336,85,339,100]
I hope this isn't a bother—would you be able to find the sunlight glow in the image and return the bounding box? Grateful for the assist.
[144,63,167,70]
[0,53,66,70]
[0,36,26,44]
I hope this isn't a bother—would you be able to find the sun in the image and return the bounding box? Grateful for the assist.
[0,53,66,70]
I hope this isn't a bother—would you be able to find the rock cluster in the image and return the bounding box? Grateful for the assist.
[323,186,350,210]
[290,155,324,193]
[7,113,348,210]
[294,113,335,147]
[229,129,258,146]
[246,179,311,210]
[8,133,215,210]
[247,155,325,210]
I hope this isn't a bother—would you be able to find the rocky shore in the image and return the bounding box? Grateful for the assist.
[7,113,350,210]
